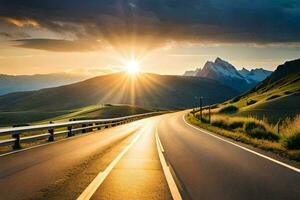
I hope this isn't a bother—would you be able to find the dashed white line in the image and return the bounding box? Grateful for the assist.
[183,114,300,173]
[156,128,183,200]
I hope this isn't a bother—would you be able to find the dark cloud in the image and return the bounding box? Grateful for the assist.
[14,39,105,52]
[0,31,30,39]
[0,0,300,52]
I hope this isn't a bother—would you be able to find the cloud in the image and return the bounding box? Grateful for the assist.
[0,0,300,53]
[14,39,105,52]
[0,31,30,39]
[0,16,40,27]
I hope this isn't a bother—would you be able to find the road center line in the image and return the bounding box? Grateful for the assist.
[183,114,300,173]
[156,128,183,200]
[76,130,142,200]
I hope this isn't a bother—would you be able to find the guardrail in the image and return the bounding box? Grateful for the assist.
[0,112,161,150]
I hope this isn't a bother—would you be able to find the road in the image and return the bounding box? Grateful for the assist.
[0,111,299,200]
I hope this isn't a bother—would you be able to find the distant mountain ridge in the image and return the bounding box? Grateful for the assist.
[238,68,272,82]
[0,73,239,113]
[0,73,88,95]
[183,57,272,92]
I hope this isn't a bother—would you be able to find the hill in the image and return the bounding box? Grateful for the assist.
[183,57,271,92]
[0,73,88,95]
[0,104,155,127]
[0,73,239,117]
[217,58,300,123]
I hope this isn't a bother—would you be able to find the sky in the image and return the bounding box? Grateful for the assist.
[0,0,300,76]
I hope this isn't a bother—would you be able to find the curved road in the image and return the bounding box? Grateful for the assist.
[0,111,299,200]
[158,111,300,200]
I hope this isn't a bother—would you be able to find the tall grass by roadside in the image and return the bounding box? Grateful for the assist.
[281,115,300,150]
[187,112,300,161]
[210,115,280,141]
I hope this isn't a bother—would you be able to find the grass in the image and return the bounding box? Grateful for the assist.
[243,121,279,141]
[211,72,300,124]
[266,94,281,101]
[0,104,155,127]
[218,105,239,114]
[187,112,300,161]
[246,99,257,105]
[281,115,300,150]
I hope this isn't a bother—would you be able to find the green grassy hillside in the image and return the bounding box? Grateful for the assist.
[0,104,155,127]
[213,64,300,123]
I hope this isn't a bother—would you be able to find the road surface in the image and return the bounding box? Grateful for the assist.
[0,111,299,200]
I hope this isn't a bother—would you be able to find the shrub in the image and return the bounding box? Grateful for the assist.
[243,121,279,141]
[212,118,228,129]
[211,116,244,130]
[218,105,239,114]
[284,91,293,95]
[230,96,241,103]
[266,95,281,101]
[246,99,257,105]
[210,104,219,109]
[284,133,300,150]
[229,121,244,129]
[281,115,300,150]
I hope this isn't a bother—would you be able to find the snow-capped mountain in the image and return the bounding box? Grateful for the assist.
[183,57,272,92]
[238,68,272,82]
[196,58,245,80]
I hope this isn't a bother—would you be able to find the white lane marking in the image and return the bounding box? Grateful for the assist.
[76,130,142,200]
[156,128,183,200]
[183,114,300,173]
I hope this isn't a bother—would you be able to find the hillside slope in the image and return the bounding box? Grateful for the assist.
[0,104,155,127]
[220,58,300,122]
[0,73,239,112]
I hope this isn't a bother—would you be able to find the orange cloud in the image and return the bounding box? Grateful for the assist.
[1,17,40,28]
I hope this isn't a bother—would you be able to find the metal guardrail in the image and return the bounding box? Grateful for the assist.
[0,112,161,150]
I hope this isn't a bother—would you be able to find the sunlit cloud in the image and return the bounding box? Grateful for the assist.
[0,17,40,28]
[1,0,300,54]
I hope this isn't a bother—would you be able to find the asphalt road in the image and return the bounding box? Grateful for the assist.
[158,111,300,200]
[0,111,299,200]
[0,119,155,200]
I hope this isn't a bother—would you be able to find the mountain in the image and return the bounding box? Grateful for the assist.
[183,70,198,76]
[0,73,88,95]
[238,68,272,82]
[0,73,239,114]
[223,58,300,123]
[183,57,272,92]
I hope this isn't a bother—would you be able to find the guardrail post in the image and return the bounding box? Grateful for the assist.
[82,124,86,133]
[48,129,54,142]
[68,126,73,137]
[12,133,21,150]
[88,123,93,132]
[97,123,101,130]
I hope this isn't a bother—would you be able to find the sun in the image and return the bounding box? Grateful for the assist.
[126,60,140,75]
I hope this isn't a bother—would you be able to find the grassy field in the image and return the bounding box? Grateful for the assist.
[187,112,300,161]
[202,72,300,124]
[0,104,156,127]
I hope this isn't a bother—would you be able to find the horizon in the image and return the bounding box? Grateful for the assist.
[3,56,297,77]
